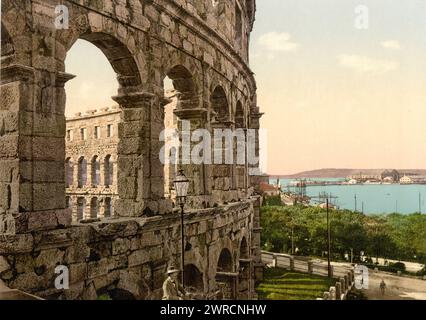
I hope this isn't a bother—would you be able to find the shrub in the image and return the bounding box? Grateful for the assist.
[389,262,406,272]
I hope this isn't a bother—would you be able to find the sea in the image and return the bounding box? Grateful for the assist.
[271,178,426,215]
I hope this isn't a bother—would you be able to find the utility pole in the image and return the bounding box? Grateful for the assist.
[326,197,332,278]
[354,194,357,212]
[362,202,364,215]
[396,200,398,213]
[419,192,422,214]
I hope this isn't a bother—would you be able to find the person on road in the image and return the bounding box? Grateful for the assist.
[380,279,387,296]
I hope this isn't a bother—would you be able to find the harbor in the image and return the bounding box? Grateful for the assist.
[267,177,426,215]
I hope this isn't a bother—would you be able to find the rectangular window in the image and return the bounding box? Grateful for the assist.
[66,130,73,142]
[107,124,113,138]
[80,128,87,140]
[94,126,100,139]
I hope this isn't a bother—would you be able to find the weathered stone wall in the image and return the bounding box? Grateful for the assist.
[0,0,263,299]
[0,200,258,300]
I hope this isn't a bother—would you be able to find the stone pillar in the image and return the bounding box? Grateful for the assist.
[71,197,78,222]
[289,257,295,271]
[340,277,346,292]
[211,120,235,204]
[174,108,209,208]
[0,65,74,233]
[329,286,336,300]
[251,196,263,281]
[113,91,172,217]
[271,255,277,268]
[308,261,314,274]
[247,103,264,190]
[323,292,330,300]
[335,282,342,300]
[98,197,105,219]
[84,197,91,220]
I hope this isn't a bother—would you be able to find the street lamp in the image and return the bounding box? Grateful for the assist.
[173,169,190,287]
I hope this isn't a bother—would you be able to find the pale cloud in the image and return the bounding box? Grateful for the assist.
[258,32,299,54]
[337,54,399,74]
[381,40,401,50]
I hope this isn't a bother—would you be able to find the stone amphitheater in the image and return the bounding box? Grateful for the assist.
[0,0,263,300]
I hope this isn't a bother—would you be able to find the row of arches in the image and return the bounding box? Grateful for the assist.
[67,196,114,220]
[0,1,260,222]
[184,237,251,299]
[66,156,114,189]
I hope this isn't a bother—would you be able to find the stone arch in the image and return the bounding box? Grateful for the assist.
[184,264,204,292]
[91,156,100,187]
[104,155,113,188]
[239,237,249,259]
[90,197,99,219]
[211,85,230,122]
[217,248,234,272]
[215,247,236,299]
[78,157,88,188]
[164,65,198,108]
[59,8,144,90]
[77,197,86,220]
[235,100,245,128]
[65,157,74,187]
[1,22,15,61]
[238,236,251,299]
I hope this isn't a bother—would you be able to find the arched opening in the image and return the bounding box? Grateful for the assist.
[1,23,15,64]
[211,86,229,122]
[77,197,86,220]
[78,157,87,188]
[91,156,100,187]
[162,65,199,200]
[217,248,233,272]
[104,197,113,218]
[104,155,114,187]
[90,197,99,219]
[235,101,245,128]
[240,237,249,259]
[211,86,233,199]
[216,248,236,300]
[65,32,140,220]
[65,158,74,187]
[184,264,204,292]
[165,65,197,108]
[238,237,251,299]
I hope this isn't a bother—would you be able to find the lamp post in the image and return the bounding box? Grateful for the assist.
[173,169,190,287]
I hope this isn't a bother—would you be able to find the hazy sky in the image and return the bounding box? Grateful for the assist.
[65,0,426,175]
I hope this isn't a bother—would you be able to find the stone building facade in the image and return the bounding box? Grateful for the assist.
[0,0,263,300]
[65,108,120,221]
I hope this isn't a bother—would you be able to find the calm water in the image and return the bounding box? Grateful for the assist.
[272,178,426,215]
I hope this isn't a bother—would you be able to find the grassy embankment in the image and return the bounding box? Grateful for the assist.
[256,268,336,300]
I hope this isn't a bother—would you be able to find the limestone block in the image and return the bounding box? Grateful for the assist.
[69,263,87,285]
[112,238,131,255]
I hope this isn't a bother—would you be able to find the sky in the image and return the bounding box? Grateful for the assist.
[65,0,426,175]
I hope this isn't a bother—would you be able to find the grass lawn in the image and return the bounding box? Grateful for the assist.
[256,268,336,300]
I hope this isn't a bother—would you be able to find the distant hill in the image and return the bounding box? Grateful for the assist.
[271,168,426,179]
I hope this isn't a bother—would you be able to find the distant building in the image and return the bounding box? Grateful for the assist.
[400,175,413,185]
[66,107,119,221]
[348,173,382,182]
[383,176,394,183]
[382,170,400,182]
[348,179,358,185]
[259,183,280,196]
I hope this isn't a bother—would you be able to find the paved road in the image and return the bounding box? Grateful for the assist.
[364,270,426,300]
